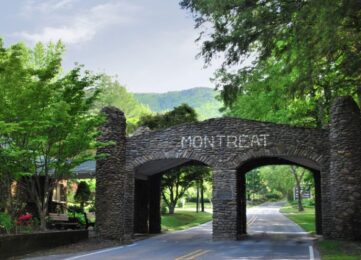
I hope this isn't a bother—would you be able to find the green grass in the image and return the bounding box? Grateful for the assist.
[281,203,361,260]
[280,204,316,233]
[178,202,212,211]
[318,240,361,260]
[161,210,212,231]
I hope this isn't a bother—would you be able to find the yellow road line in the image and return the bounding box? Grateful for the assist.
[175,249,203,260]
[247,216,256,225]
[248,216,257,227]
[186,250,211,260]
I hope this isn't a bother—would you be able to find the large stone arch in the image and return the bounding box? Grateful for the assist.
[95,96,361,242]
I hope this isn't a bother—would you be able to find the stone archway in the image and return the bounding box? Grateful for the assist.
[95,96,361,242]
[236,155,324,238]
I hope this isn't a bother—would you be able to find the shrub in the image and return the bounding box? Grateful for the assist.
[265,192,282,201]
[161,202,168,214]
[0,212,13,234]
[68,205,84,213]
[68,212,85,225]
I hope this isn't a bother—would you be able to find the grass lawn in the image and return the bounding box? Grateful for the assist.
[177,202,212,212]
[161,210,212,231]
[281,203,361,260]
[317,240,361,260]
[280,204,316,233]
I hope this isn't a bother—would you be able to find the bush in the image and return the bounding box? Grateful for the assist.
[0,212,13,234]
[68,205,84,213]
[265,192,282,201]
[161,202,168,214]
[67,212,85,225]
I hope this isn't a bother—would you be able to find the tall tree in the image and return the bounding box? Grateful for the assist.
[290,166,306,212]
[139,104,206,214]
[93,75,151,133]
[161,166,200,214]
[0,40,102,229]
[181,0,361,126]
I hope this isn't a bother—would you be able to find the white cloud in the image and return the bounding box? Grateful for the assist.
[21,0,75,14]
[16,1,139,44]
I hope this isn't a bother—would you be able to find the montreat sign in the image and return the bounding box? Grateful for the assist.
[181,134,270,149]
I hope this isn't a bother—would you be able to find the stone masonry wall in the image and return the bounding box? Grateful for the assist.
[95,107,132,242]
[96,95,361,242]
[330,96,361,240]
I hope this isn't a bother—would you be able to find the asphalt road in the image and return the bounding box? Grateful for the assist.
[29,202,319,260]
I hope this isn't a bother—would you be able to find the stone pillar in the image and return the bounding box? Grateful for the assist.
[330,96,361,240]
[148,174,161,234]
[95,107,129,241]
[213,168,238,240]
[134,179,149,233]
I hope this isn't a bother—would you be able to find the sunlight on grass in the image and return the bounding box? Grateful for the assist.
[281,204,361,260]
[161,210,212,231]
[280,204,316,233]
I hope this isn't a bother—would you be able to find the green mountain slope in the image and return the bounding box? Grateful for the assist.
[133,87,222,120]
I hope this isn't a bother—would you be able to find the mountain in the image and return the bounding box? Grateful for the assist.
[133,87,223,120]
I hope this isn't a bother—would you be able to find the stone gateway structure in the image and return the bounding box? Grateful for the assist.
[95,96,361,242]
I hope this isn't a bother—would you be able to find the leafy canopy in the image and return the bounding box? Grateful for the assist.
[181,0,361,127]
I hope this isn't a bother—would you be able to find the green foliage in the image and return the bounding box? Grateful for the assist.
[0,212,13,234]
[134,87,222,120]
[0,39,102,229]
[93,75,152,132]
[74,181,91,209]
[246,169,267,201]
[258,166,294,199]
[161,166,205,214]
[318,240,361,260]
[138,103,198,130]
[161,211,212,231]
[281,204,315,233]
[67,212,86,225]
[181,0,361,127]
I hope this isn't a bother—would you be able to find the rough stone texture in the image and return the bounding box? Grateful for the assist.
[212,169,238,240]
[95,107,132,242]
[329,96,361,240]
[95,96,361,242]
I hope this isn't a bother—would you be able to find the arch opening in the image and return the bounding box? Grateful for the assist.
[236,156,323,239]
[133,158,213,236]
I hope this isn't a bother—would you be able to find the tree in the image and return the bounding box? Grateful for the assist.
[194,167,211,212]
[181,0,361,127]
[74,181,91,210]
[161,166,201,214]
[138,103,198,130]
[0,40,102,230]
[139,104,202,214]
[93,75,152,133]
[246,169,266,202]
[290,166,306,212]
[259,166,295,200]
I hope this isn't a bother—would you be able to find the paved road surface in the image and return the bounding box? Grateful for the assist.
[29,202,319,260]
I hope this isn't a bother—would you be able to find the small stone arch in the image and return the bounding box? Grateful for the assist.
[235,153,324,236]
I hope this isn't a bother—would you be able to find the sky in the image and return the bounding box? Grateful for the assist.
[0,0,222,93]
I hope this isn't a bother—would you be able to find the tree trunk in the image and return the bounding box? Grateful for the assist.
[168,204,175,215]
[38,206,48,230]
[296,182,304,212]
[196,181,199,213]
[200,179,204,212]
[358,86,361,108]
